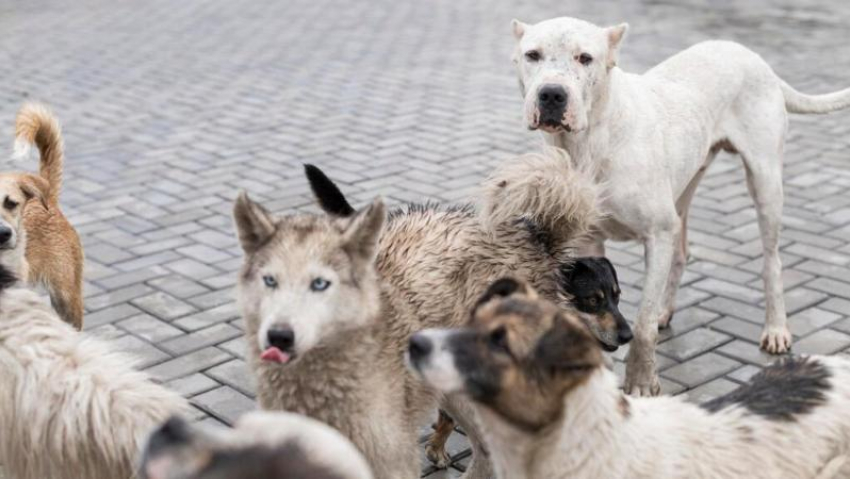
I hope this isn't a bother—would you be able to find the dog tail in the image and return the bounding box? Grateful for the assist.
[780,80,850,114]
[480,148,602,253]
[13,102,64,204]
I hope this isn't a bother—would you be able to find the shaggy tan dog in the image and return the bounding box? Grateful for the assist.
[0,103,84,329]
[0,267,189,479]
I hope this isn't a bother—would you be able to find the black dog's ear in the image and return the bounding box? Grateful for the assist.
[561,258,593,284]
[474,277,537,312]
[304,164,356,217]
[597,256,619,287]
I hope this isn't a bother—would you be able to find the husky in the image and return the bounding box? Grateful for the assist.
[0,265,189,479]
[408,278,850,479]
[233,149,626,479]
[140,412,373,479]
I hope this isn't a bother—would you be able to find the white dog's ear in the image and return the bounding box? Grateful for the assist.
[511,19,528,40]
[606,23,629,68]
[233,191,277,254]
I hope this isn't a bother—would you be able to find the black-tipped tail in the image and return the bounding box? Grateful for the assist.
[0,264,18,291]
[304,164,356,217]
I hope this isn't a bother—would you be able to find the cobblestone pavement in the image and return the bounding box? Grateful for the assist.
[1,0,850,476]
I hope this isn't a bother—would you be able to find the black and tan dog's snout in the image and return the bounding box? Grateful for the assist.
[537,84,568,127]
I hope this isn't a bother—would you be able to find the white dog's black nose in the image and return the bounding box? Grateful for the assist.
[267,327,295,351]
[0,226,12,245]
[538,84,568,125]
[408,333,433,362]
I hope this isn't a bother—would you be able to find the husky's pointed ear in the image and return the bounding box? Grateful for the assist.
[342,197,386,264]
[304,164,356,217]
[511,19,528,40]
[233,191,276,254]
[606,23,629,68]
[473,277,538,313]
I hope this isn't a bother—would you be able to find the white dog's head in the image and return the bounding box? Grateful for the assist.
[512,17,628,133]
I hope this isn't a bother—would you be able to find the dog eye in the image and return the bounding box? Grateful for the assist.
[310,278,331,292]
[488,327,509,352]
[524,50,541,62]
[578,53,593,65]
[262,275,278,288]
[585,297,599,307]
[3,197,18,210]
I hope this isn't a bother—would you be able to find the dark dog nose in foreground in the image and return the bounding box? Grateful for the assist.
[267,327,295,351]
[0,226,12,245]
[618,327,634,345]
[408,334,433,362]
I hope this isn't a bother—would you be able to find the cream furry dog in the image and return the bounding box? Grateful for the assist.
[140,411,373,479]
[511,17,850,395]
[234,150,604,479]
[0,266,189,479]
[409,278,850,479]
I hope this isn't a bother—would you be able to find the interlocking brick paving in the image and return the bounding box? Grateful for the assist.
[1,0,849,476]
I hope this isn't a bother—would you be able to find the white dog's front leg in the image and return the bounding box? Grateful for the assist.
[625,225,678,397]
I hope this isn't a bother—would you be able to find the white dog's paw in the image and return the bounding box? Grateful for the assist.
[624,351,661,397]
[657,310,674,330]
[425,441,451,469]
[760,326,792,354]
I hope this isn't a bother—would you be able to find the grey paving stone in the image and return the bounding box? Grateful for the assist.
[206,359,257,396]
[793,329,850,356]
[685,378,742,404]
[117,314,186,342]
[192,386,256,425]
[657,328,734,361]
[662,352,741,387]
[716,340,785,366]
[166,373,220,398]
[106,334,171,369]
[788,307,842,337]
[146,347,232,382]
[131,292,199,321]
[161,323,243,355]
[726,364,763,384]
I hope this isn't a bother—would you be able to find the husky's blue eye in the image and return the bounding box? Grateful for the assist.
[263,275,277,288]
[310,278,331,292]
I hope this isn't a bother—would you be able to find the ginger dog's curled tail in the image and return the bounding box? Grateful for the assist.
[13,103,64,204]
[480,148,602,254]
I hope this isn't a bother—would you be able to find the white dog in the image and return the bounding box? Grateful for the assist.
[408,278,850,479]
[0,266,189,479]
[510,16,850,395]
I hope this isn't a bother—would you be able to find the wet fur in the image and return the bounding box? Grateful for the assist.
[0,266,189,479]
[235,150,602,479]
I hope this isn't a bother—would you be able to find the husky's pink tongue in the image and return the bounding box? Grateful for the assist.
[260,347,291,364]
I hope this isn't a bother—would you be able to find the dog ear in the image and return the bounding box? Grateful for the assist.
[19,177,49,210]
[534,312,602,374]
[304,164,356,217]
[560,258,592,285]
[597,256,619,287]
[606,23,629,68]
[474,277,538,313]
[342,197,386,265]
[511,19,528,40]
[233,191,276,254]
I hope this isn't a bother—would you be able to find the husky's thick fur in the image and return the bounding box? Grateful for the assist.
[0,103,84,329]
[234,150,604,479]
[140,412,373,479]
[409,278,850,479]
[0,266,189,479]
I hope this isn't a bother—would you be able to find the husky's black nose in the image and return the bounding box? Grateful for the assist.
[538,84,568,125]
[267,327,295,351]
[408,333,433,362]
[0,226,12,246]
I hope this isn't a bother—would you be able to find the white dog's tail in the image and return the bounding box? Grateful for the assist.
[781,80,850,114]
[13,102,64,204]
[480,148,602,254]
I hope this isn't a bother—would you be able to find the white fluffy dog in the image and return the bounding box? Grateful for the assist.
[0,267,189,479]
[510,16,850,395]
[408,278,850,479]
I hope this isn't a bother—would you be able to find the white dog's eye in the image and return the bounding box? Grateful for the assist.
[263,275,278,288]
[310,278,331,292]
[578,53,593,65]
[524,50,541,62]
[3,197,18,210]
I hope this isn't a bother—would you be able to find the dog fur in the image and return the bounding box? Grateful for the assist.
[234,149,605,479]
[409,278,850,479]
[511,17,850,395]
[140,411,373,479]
[0,266,189,479]
[0,103,84,329]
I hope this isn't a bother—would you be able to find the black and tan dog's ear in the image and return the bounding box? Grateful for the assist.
[342,197,386,266]
[534,312,602,374]
[304,164,356,217]
[20,177,49,210]
[474,277,538,312]
[233,191,276,254]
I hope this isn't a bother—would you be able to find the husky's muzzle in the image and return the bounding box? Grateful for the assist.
[261,326,296,364]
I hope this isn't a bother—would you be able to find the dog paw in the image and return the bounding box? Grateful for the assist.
[760,326,792,354]
[657,311,674,330]
[624,350,661,397]
[425,442,451,469]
